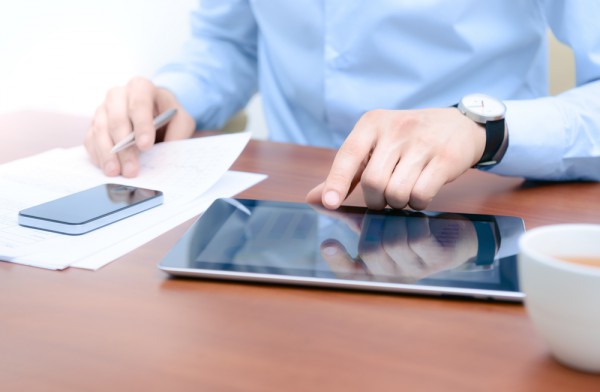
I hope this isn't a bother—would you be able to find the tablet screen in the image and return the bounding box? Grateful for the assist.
[160,199,524,300]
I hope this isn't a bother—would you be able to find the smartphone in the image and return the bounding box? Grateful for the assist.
[18,184,164,235]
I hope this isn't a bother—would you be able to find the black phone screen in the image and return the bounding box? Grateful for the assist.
[18,184,163,235]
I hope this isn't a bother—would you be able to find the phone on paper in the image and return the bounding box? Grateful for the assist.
[18,184,164,235]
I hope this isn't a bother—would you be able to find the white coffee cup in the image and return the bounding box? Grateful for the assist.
[518,224,600,373]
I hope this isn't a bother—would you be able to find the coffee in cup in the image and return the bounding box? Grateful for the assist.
[519,224,600,373]
[557,256,600,268]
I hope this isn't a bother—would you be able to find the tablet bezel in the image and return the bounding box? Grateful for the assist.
[158,198,525,302]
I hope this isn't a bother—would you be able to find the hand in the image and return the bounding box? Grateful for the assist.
[306,108,485,210]
[84,77,196,178]
[320,212,479,283]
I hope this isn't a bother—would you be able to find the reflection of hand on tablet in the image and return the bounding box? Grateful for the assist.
[320,212,479,283]
[320,239,371,280]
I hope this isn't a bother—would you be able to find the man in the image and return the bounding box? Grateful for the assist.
[84,1,600,210]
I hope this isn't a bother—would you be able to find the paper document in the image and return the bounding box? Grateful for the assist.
[0,133,267,270]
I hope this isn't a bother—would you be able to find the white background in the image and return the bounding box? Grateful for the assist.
[0,0,267,137]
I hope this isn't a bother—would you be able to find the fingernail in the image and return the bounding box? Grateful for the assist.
[324,191,340,207]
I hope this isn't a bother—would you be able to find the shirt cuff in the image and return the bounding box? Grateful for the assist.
[487,97,567,180]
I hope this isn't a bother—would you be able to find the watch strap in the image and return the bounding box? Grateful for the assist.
[452,103,508,167]
[478,118,506,167]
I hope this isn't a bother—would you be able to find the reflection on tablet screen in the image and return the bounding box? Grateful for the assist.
[160,199,523,299]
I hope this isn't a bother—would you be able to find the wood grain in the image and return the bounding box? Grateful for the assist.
[1,111,599,391]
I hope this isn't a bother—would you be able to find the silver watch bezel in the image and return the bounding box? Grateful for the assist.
[458,93,506,124]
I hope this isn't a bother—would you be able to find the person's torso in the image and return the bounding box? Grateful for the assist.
[249,0,548,147]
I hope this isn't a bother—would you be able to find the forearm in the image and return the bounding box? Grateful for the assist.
[490,79,600,181]
[153,0,258,130]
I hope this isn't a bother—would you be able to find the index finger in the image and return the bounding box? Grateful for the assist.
[127,78,157,151]
[321,128,374,209]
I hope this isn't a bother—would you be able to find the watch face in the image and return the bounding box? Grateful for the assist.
[460,93,506,120]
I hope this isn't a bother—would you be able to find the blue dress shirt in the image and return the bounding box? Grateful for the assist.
[153,0,600,181]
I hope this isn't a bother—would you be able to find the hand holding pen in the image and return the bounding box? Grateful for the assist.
[84,77,196,178]
[110,108,178,154]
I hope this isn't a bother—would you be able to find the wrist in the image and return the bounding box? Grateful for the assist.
[456,93,508,168]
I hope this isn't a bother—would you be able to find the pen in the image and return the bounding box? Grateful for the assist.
[110,108,178,154]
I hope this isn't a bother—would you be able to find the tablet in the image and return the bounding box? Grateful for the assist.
[158,198,526,302]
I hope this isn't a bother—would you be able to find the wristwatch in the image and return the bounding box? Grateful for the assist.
[457,93,508,167]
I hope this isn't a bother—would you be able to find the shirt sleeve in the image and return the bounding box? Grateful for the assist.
[152,0,258,130]
[489,0,600,181]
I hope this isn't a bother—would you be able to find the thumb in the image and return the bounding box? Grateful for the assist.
[306,182,349,210]
[305,182,326,204]
[306,181,343,209]
[305,171,362,210]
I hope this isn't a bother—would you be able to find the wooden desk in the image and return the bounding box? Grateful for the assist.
[1,111,599,391]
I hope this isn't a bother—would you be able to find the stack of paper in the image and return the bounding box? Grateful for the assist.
[0,132,266,270]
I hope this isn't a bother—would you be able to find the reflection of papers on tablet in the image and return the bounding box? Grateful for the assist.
[0,132,267,270]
